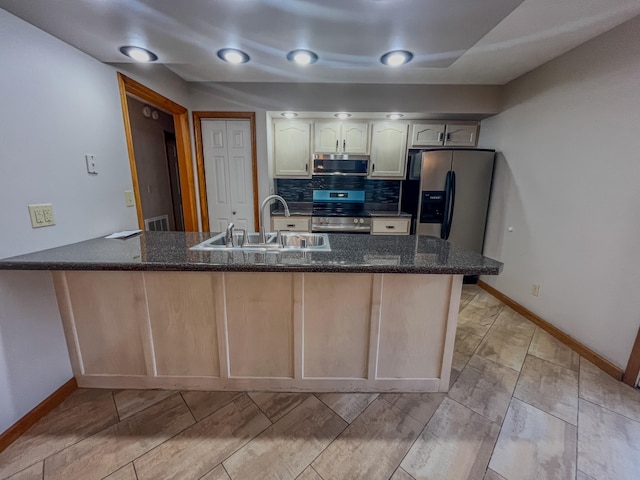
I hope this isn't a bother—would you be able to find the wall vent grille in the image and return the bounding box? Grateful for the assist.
[144,215,169,231]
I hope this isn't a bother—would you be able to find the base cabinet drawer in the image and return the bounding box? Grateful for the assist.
[271,216,311,232]
[371,218,410,235]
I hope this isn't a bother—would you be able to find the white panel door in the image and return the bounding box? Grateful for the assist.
[202,119,254,232]
[226,121,254,231]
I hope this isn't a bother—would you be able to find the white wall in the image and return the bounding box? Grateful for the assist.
[480,15,640,368]
[0,9,190,432]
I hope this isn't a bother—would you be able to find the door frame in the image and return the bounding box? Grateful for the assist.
[623,326,640,387]
[193,112,260,232]
[117,73,198,231]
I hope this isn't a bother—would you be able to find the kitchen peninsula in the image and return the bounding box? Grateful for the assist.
[0,232,502,393]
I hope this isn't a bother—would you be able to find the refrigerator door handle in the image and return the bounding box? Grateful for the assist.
[445,171,456,239]
[441,171,453,239]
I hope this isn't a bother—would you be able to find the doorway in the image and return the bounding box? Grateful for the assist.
[193,112,260,232]
[117,73,198,231]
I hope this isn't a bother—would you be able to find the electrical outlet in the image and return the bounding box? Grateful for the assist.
[28,204,56,228]
[124,190,135,207]
[85,154,98,175]
[531,283,540,297]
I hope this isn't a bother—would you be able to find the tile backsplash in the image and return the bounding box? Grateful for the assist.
[275,177,400,204]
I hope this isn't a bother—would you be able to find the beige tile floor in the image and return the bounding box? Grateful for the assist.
[1,285,639,480]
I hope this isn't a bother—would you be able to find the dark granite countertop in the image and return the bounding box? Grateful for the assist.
[0,232,502,275]
[368,211,412,218]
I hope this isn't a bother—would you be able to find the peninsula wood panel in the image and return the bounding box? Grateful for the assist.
[376,274,451,379]
[65,271,147,375]
[144,272,220,377]
[303,273,373,378]
[225,272,294,378]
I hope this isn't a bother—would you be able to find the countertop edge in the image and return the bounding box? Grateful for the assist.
[0,261,502,275]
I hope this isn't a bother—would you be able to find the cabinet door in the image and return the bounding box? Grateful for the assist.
[274,121,311,177]
[410,123,445,147]
[314,122,341,153]
[444,124,478,147]
[369,121,409,178]
[342,122,370,153]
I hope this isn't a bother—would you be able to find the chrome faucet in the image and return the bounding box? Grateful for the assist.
[225,222,235,247]
[260,195,290,244]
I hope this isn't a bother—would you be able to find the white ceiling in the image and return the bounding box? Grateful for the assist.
[1,0,639,85]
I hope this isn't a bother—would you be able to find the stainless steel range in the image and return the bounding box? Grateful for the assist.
[311,190,371,233]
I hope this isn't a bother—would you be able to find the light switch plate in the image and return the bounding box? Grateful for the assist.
[124,190,135,207]
[28,204,55,228]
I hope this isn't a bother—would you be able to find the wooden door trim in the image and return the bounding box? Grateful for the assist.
[623,326,640,387]
[193,111,260,232]
[117,73,198,231]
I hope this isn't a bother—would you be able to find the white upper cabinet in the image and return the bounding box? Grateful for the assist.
[443,124,478,147]
[273,120,311,177]
[369,121,409,178]
[314,121,369,154]
[410,122,478,148]
[410,123,446,147]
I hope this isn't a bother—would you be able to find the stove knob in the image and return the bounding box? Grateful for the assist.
[359,218,365,224]
[353,218,358,224]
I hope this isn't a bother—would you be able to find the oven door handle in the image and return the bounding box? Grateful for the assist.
[312,225,371,232]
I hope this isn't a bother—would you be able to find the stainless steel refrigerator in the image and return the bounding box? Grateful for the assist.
[414,149,495,253]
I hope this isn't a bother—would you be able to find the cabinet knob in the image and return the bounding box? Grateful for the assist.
[343,139,346,152]
[335,140,339,152]
[372,164,375,173]
[438,132,444,142]
[232,211,236,215]
[305,163,308,171]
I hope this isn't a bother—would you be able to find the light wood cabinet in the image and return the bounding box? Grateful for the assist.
[271,216,311,232]
[273,120,311,177]
[314,121,369,154]
[410,122,479,148]
[371,217,411,235]
[53,271,463,392]
[369,121,409,178]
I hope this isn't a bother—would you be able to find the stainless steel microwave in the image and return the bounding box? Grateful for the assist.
[312,154,369,176]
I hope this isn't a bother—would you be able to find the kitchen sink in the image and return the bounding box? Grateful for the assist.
[190,231,331,252]
[190,231,279,251]
[279,232,330,251]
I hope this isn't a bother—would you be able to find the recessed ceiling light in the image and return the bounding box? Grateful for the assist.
[380,50,413,67]
[281,112,298,118]
[334,112,352,119]
[386,113,404,120]
[217,48,250,64]
[286,49,318,65]
[119,46,158,63]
